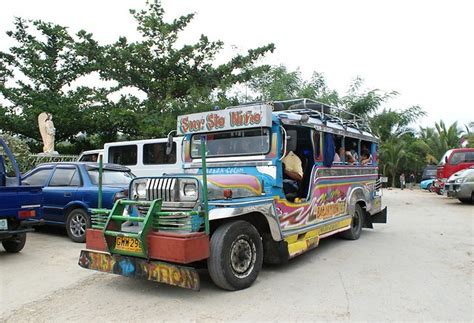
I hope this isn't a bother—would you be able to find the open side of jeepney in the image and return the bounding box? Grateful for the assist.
[79,98,387,291]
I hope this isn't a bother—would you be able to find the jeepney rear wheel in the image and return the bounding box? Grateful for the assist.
[2,233,27,253]
[340,204,364,240]
[66,208,90,243]
[208,220,263,291]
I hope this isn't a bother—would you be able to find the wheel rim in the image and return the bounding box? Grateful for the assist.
[70,213,87,238]
[229,234,256,279]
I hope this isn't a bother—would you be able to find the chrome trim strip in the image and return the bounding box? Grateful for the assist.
[281,214,352,237]
[20,204,41,208]
[208,198,275,206]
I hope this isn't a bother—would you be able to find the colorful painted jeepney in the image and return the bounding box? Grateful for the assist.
[79,99,387,291]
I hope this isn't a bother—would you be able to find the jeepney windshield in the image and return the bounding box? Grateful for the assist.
[191,128,271,158]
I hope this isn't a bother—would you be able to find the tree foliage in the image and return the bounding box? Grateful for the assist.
[0,3,274,149]
[0,18,104,142]
[98,3,274,138]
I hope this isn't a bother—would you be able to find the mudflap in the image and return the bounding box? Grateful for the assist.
[371,207,387,224]
[78,250,200,291]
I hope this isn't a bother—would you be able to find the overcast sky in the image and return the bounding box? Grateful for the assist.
[1,0,473,128]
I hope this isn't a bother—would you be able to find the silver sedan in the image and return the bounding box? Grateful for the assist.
[446,167,474,203]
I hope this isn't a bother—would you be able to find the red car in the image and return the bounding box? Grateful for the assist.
[432,148,474,195]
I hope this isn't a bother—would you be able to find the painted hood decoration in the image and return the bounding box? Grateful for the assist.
[200,174,263,200]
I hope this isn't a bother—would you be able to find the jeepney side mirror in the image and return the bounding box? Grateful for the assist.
[166,132,174,155]
[445,156,448,164]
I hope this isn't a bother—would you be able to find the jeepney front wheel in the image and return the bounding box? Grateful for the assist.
[2,233,26,253]
[340,204,364,240]
[208,220,263,291]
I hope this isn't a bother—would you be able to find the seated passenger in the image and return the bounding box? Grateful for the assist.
[334,147,344,163]
[345,151,356,164]
[282,151,303,197]
[361,150,372,165]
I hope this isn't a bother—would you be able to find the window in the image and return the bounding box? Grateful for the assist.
[88,169,134,186]
[143,143,176,165]
[79,154,99,162]
[191,128,271,158]
[49,168,81,186]
[465,151,474,162]
[439,150,453,165]
[108,145,137,165]
[344,137,359,164]
[360,141,374,165]
[23,168,53,186]
[450,152,465,165]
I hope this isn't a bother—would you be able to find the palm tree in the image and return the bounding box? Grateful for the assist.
[379,139,406,187]
[419,121,464,162]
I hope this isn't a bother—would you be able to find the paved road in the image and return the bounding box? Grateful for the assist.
[1,189,473,321]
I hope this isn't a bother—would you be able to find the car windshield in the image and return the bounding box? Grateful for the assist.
[87,169,134,185]
[438,150,453,166]
[191,128,271,158]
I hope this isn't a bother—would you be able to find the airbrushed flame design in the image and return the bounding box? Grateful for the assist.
[207,175,262,195]
[276,175,377,230]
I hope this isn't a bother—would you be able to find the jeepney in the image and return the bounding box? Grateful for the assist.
[79,99,387,291]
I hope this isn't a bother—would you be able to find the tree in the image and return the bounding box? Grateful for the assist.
[249,66,339,105]
[379,139,406,187]
[99,2,275,138]
[0,18,106,144]
[370,106,425,142]
[419,120,464,162]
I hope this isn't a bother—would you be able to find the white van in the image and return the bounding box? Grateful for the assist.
[77,149,104,162]
[103,137,183,177]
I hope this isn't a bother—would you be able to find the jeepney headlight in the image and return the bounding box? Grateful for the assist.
[179,179,199,201]
[131,179,147,199]
[184,183,197,196]
[455,177,466,184]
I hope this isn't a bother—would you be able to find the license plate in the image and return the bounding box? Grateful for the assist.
[115,236,142,252]
[0,219,7,231]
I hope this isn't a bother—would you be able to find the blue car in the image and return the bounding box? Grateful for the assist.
[420,178,434,192]
[22,162,133,242]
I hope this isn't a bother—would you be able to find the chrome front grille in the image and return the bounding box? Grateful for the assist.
[375,179,382,190]
[145,178,177,202]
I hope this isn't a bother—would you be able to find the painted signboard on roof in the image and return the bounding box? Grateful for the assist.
[177,104,273,135]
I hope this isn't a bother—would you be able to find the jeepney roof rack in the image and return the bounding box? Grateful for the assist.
[231,98,373,134]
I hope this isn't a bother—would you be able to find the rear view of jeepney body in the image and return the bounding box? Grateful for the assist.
[79,99,386,290]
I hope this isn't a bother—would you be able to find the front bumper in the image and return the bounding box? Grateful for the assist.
[78,250,200,290]
[446,183,473,199]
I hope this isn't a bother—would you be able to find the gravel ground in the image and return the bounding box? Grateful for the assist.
[1,188,473,322]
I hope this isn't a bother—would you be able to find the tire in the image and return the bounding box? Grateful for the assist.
[66,208,90,243]
[340,204,364,240]
[2,233,27,253]
[459,196,474,204]
[427,184,433,192]
[207,220,263,291]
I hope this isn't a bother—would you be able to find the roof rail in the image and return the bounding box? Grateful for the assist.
[227,98,373,133]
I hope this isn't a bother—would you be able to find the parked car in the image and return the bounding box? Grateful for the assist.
[445,166,474,203]
[421,165,437,181]
[77,149,103,162]
[420,178,435,192]
[22,162,133,242]
[0,138,43,252]
[432,148,474,195]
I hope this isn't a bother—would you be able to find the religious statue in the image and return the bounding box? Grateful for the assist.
[38,112,57,154]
